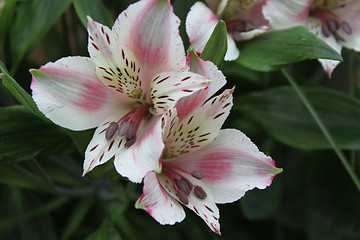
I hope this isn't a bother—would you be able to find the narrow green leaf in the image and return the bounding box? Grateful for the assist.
[0,0,17,47]
[73,0,114,28]
[10,0,72,69]
[235,26,343,71]
[281,69,360,192]
[233,86,360,150]
[0,60,45,119]
[0,105,74,163]
[199,20,227,68]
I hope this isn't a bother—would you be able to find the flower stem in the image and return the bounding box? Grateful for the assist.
[281,68,360,192]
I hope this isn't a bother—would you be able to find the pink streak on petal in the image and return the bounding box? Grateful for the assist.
[197,152,232,181]
[39,65,108,112]
[78,82,107,111]
[296,0,311,21]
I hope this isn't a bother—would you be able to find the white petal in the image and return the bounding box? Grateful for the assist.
[114,116,164,183]
[170,129,282,204]
[149,71,211,115]
[112,0,186,93]
[224,34,240,61]
[83,111,132,174]
[87,19,143,99]
[332,1,360,52]
[263,0,310,29]
[306,17,342,76]
[175,52,226,121]
[30,56,124,130]
[186,1,219,54]
[163,89,233,159]
[135,172,186,225]
[159,169,221,234]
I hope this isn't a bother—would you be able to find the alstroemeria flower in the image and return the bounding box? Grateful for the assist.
[30,0,215,183]
[186,0,269,60]
[135,55,282,233]
[263,0,360,76]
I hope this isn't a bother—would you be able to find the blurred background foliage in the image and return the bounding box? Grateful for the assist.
[0,0,360,239]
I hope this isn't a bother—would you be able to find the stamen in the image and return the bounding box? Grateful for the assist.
[105,122,118,140]
[321,22,330,37]
[118,121,131,136]
[124,136,136,148]
[194,186,207,199]
[175,178,192,196]
[191,171,204,180]
[341,21,352,35]
[333,31,345,42]
[126,122,137,140]
[176,189,189,205]
[326,19,340,33]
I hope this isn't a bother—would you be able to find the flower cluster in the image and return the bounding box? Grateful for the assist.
[30,0,282,234]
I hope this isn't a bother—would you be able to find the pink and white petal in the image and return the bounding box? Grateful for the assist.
[333,1,360,52]
[113,0,186,93]
[149,71,211,115]
[175,52,226,121]
[114,116,164,183]
[306,17,342,76]
[87,18,143,99]
[240,26,269,40]
[83,111,133,175]
[163,89,233,159]
[161,172,221,234]
[135,172,186,225]
[225,34,240,61]
[30,56,123,130]
[186,1,219,54]
[170,129,282,204]
[263,0,310,29]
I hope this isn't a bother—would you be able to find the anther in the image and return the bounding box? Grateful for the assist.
[321,22,330,37]
[191,171,204,180]
[126,123,137,140]
[326,19,340,33]
[341,21,352,35]
[194,186,207,199]
[105,122,118,140]
[333,31,345,42]
[175,178,192,196]
[118,121,131,136]
[176,189,189,205]
[124,136,136,148]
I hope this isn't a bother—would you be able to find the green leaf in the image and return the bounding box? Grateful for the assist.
[85,218,121,240]
[0,0,17,47]
[73,0,114,28]
[10,0,72,69]
[235,26,343,71]
[233,86,360,150]
[0,105,74,163]
[199,20,227,68]
[0,60,45,119]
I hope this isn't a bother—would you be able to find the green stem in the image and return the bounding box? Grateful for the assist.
[281,68,360,192]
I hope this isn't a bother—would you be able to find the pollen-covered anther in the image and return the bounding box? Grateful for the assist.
[175,177,193,195]
[191,170,204,180]
[176,189,189,205]
[105,122,119,139]
[321,18,352,41]
[194,186,207,199]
